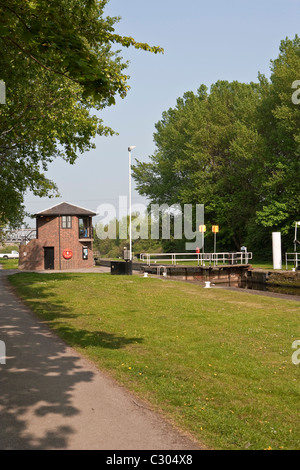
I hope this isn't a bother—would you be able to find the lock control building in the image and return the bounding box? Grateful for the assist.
[19,202,96,270]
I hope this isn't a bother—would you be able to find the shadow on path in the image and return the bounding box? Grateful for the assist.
[0,272,95,449]
[0,271,201,450]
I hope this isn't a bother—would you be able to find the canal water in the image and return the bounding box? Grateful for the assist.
[238,280,300,297]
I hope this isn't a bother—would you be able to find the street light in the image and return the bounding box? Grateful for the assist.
[128,146,136,261]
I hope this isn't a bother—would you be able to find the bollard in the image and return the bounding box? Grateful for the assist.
[272,232,282,270]
[0,340,6,364]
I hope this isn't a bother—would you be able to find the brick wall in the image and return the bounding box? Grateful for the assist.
[19,239,44,270]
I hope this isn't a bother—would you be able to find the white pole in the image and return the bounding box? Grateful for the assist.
[129,149,132,261]
[0,340,6,365]
[128,146,136,261]
[272,232,282,270]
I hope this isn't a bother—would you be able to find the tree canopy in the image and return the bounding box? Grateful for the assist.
[0,0,163,227]
[133,36,300,255]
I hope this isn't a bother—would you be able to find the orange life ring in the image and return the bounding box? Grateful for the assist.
[63,249,73,259]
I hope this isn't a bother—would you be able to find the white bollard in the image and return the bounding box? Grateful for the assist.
[143,272,148,278]
[0,340,6,365]
[204,281,211,288]
[272,232,282,270]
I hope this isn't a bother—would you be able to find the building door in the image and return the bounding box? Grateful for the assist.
[44,247,54,270]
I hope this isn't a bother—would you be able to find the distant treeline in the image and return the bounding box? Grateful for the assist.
[131,36,300,259]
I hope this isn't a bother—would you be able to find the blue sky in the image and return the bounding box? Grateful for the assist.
[24,0,300,225]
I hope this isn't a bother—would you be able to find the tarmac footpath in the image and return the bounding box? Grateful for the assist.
[0,269,201,450]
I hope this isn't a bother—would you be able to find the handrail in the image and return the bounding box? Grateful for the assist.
[140,252,252,266]
[285,252,300,270]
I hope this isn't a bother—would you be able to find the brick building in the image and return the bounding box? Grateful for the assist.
[19,202,96,270]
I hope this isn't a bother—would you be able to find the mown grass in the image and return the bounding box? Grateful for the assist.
[8,272,300,450]
[0,259,19,269]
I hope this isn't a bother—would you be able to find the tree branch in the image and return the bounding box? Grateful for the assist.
[0,3,34,34]
[5,37,79,86]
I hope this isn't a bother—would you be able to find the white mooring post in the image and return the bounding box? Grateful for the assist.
[0,340,6,364]
[272,232,282,270]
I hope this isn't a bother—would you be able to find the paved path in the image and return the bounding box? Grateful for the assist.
[0,270,201,450]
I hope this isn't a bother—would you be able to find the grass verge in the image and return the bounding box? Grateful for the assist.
[8,272,300,450]
[0,259,19,269]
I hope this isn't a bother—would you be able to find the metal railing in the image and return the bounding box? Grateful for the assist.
[79,226,93,239]
[2,228,36,243]
[140,252,252,266]
[285,252,300,270]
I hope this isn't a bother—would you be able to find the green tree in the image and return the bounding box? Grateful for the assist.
[255,36,300,238]
[133,81,264,250]
[0,0,163,227]
[133,37,300,254]
[0,0,163,103]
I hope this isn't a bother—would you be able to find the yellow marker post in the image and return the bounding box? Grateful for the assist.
[199,225,206,253]
[212,226,219,253]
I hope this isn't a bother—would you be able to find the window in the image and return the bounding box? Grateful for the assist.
[62,216,72,229]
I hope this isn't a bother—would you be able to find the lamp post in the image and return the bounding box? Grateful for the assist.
[128,146,136,261]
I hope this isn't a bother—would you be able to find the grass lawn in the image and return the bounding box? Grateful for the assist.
[0,259,19,269]
[8,272,300,450]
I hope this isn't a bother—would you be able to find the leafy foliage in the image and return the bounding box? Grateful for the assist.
[0,0,163,227]
[255,37,300,234]
[133,37,300,254]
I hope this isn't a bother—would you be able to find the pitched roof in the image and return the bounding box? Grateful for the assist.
[35,202,97,217]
